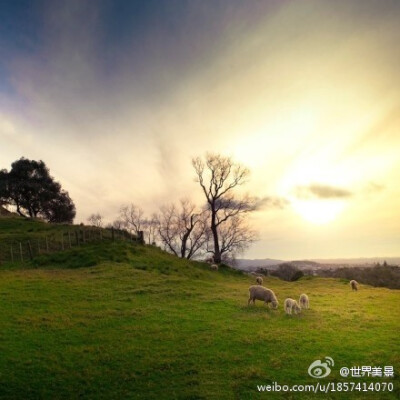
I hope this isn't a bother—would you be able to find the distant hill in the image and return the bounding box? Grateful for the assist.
[312,257,400,265]
[234,258,285,271]
[234,257,400,271]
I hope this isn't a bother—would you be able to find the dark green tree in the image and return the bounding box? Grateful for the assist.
[0,158,76,223]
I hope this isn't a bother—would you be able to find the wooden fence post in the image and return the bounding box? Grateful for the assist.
[61,233,64,250]
[37,239,40,254]
[111,227,115,241]
[27,241,33,260]
[46,236,49,252]
[75,231,79,246]
[19,242,23,262]
[10,245,14,263]
[68,231,72,248]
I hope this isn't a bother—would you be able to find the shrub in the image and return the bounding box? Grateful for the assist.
[271,263,304,281]
[318,265,400,289]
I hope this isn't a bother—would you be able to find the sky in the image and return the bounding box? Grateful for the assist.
[1,0,399,260]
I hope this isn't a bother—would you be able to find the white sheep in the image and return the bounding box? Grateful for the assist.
[284,298,301,315]
[299,293,309,309]
[256,276,263,285]
[350,280,359,291]
[248,286,278,309]
[210,263,219,271]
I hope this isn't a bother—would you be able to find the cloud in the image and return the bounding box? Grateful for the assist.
[255,196,290,210]
[295,184,352,200]
[364,181,385,195]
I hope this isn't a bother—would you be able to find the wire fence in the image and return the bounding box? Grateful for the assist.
[1,228,144,266]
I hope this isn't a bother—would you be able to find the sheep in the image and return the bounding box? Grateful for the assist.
[248,286,278,309]
[256,276,263,285]
[299,293,309,309]
[284,298,301,315]
[210,263,219,271]
[350,280,359,291]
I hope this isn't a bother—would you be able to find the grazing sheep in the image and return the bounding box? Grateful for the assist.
[248,286,278,309]
[210,263,219,271]
[256,276,263,285]
[350,280,359,291]
[299,293,309,309]
[284,298,301,315]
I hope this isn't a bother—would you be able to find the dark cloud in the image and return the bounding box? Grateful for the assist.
[295,184,352,200]
[211,195,289,212]
[254,196,290,210]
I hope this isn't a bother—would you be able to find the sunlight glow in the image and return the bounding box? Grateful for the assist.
[292,199,346,225]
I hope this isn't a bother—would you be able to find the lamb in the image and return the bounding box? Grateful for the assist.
[299,293,309,309]
[210,263,219,271]
[284,298,301,315]
[248,286,278,309]
[350,280,359,291]
[256,276,263,285]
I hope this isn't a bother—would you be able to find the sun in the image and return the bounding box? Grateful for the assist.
[292,199,345,225]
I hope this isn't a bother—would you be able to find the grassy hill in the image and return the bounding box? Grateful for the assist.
[0,216,133,266]
[0,217,399,399]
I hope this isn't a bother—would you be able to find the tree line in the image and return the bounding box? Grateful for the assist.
[1,154,258,263]
[90,154,258,263]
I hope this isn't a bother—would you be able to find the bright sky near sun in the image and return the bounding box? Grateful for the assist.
[1,0,399,259]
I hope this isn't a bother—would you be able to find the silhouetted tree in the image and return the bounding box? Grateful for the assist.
[208,215,257,262]
[192,153,257,263]
[119,203,144,235]
[87,213,103,227]
[156,199,208,259]
[111,219,124,229]
[0,158,76,223]
[143,213,158,245]
[41,190,76,223]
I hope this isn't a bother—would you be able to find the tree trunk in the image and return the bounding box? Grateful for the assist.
[211,211,221,263]
[181,232,189,258]
[16,204,26,217]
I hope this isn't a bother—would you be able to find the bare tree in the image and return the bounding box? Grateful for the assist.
[157,204,177,254]
[111,219,124,230]
[192,153,257,263]
[157,199,208,259]
[214,215,258,261]
[87,213,103,227]
[119,204,145,235]
[143,213,158,245]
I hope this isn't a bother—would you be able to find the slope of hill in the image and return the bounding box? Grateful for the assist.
[0,205,15,216]
[0,215,134,266]
[0,218,399,399]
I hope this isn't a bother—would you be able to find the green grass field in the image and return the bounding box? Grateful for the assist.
[0,217,399,399]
